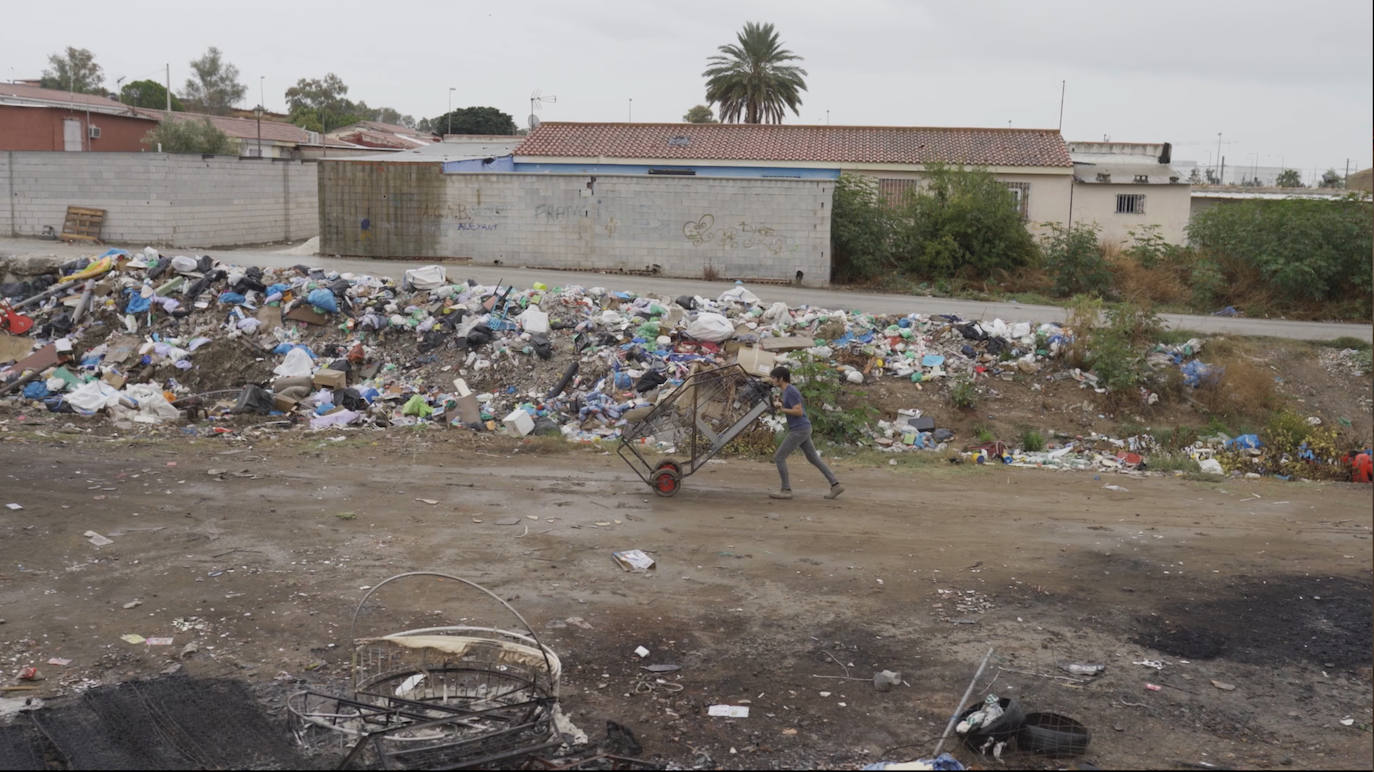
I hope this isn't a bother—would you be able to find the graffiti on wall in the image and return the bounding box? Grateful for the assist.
[536,204,581,222]
[682,214,787,255]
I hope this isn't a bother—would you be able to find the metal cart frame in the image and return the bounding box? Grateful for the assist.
[616,364,773,496]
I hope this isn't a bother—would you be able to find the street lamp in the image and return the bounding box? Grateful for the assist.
[255,105,263,158]
[447,87,455,137]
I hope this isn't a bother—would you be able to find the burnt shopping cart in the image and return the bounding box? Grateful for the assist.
[617,364,774,497]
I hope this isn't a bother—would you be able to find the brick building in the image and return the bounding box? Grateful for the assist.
[0,82,157,151]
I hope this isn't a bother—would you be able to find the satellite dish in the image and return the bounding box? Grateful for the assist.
[529,114,542,130]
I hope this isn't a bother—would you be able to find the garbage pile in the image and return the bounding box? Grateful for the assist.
[0,248,1361,481]
[0,249,1072,447]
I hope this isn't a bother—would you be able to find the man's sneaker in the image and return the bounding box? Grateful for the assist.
[824,483,845,500]
[769,489,794,500]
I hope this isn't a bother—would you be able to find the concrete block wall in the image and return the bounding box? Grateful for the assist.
[3,151,317,247]
[320,164,833,285]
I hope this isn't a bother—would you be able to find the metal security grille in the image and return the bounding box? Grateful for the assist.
[1116,193,1146,214]
[878,178,918,204]
[1004,182,1030,220]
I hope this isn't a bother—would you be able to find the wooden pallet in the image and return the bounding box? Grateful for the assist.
[60,206,106,243]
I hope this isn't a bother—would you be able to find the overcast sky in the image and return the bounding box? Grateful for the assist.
[5,0,1370,181]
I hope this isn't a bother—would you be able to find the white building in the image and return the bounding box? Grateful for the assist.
[1067,141,1191,245]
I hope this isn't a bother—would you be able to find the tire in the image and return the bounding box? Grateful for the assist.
[652,468,681,497]
[958,697,1025,753]
[655,459,683,477]
[1017,712,1091,757]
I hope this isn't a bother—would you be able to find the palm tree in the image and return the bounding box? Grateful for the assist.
[703,22,808,124]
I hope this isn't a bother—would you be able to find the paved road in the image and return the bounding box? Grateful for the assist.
[3,236,1369,342]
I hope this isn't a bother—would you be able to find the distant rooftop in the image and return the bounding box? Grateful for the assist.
[517,122,1073,168]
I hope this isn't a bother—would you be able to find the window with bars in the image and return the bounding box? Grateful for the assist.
[1004,182,1030,220]
[877,178,919,204]
[1116,193,1146,214]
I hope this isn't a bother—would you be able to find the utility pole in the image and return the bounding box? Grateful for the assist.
[165,63,171,112]
[1215,132,1222,183]
[447,87,455,136]
[1345,158,1351,188]
[628,98,632,122]
[1057,80,1065,132]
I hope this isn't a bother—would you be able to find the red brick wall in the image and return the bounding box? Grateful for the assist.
[0,106,157,151]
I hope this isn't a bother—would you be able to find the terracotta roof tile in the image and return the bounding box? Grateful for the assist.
[516,122,1071,167]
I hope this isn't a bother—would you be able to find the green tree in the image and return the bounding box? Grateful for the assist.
[39,47,103,94]
[682,104,717,123]
[702,21,807,124]
[1187,197,1373,313]
[284,73,359,132]
[357,104,416,128]
[428,107,518,135]
[182,47,246,114]
[1275,168,1303,188]
[120,79,182,110]
[142,117,234,154]
[1319,168,1343,188]
[829,174,893,281]
[891,165,1037,278]
[1187,168,1202,184]
[1204,168,1221,184]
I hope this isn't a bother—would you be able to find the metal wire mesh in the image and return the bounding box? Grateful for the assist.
[20,677,306,770]
[618,364,772,480]
[287,573,564,769]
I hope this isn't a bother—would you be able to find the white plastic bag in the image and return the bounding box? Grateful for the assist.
[65,381,123,413]
[760,302,790,324]
[685,312,735,342]
[273,347,315,378]
[123,383,180,423]
[718,286,761,305]
[170,255,199,274]
[403,265,447,291]
[517,304,550,334]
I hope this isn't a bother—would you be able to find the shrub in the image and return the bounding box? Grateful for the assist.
[1148,452,1201,474]
[949,376,977,410]
[1187,196,1373,316]
[141,117,233,154]
[972,423,994,443]
[830,174,894,281]
[891,164,1037,278]
[787,352,876,444]
[1263,409,1312,455]
[1065,298,1165,394]
[1019,427,1045,451]
[1040,223,1113,297]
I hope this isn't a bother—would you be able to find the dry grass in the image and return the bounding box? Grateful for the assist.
[1193,350,1281,419]
[1109,254,1189,306]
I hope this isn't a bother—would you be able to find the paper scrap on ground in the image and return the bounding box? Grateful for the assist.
[612,549,656,572]
[708,705,750,718]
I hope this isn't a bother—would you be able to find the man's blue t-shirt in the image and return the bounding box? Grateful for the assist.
[782,384,810,431]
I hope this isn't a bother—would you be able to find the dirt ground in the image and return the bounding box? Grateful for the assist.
[1,424,1370,770]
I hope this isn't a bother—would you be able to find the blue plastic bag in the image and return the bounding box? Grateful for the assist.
[1225,434,1261,450]
[125,292,152,314]
[218,291,246,306]
[23,381,49,399]
[307,288,338,313]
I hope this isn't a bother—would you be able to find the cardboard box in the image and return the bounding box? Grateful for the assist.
[101,368,127,389]
[760,335,815,352]
[273,394,299,412]
[731,346,777,378]
[284,305,328,326]
[312,369,347,389]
